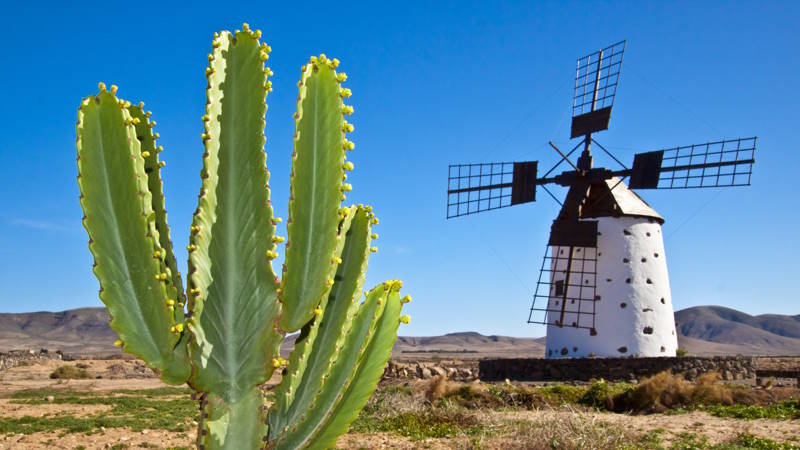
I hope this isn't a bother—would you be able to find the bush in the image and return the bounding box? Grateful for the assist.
[579,379,634,409]
[49,365,91,380]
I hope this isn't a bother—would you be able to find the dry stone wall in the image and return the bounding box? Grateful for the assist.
[384,360,479,381]
[0,349,63,371]
[478,356,756,382]
[382,356,767,383]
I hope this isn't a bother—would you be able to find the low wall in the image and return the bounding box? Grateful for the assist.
[384,360,479,381]
[478,356,756,383]
[0,349,63,371]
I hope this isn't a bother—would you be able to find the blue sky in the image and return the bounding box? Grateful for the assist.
[0,1,797,337]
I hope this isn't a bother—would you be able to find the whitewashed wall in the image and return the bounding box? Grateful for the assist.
[545,216,678,358]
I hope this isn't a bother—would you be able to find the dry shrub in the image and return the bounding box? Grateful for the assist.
[424,375,453,403]
[49,365,91,380]
[613,370,744,413]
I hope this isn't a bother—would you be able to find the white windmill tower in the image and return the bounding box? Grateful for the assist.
[446,40,756,358]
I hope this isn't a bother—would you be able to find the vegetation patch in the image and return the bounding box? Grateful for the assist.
[350,409,482,440]
[49,365,92,380]
[670,399,800,420]
[667,432,798,450]
[0,388,197,434]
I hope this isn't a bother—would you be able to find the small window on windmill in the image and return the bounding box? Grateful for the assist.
[554,280,564,296]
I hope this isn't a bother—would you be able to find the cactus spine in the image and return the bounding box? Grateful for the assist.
[75,25,408,450]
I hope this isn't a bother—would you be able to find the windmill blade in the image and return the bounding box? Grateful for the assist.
[528,244,599,333]
[629,137,756,189]
[571,40,626,138]
[447,161,538,218]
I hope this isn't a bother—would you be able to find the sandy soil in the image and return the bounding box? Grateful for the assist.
[503,408,800,447]
[0,429,196,450]
[1,359,798,449]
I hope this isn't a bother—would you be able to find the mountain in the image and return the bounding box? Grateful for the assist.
[675,306,800,355]
[0,308,117,354]
[0,306,798,356]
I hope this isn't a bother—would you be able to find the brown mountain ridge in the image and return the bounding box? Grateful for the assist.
[0,305,798,357]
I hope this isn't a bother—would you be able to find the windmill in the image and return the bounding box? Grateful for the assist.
[446,40,756,359]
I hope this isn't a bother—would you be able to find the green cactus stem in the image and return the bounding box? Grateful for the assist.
[75,23,408,450]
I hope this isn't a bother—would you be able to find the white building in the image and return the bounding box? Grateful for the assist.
[543,178,678,358]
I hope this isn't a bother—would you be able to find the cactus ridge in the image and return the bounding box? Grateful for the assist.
[273,282,400,449]
[278,57,350,332]
[269,205,372,437]
[76,25,407,450]
[188,28,281,405]
[76,88,190,384]
[268,209,354,433]
[126,105,186,316]
[309,287,404,449]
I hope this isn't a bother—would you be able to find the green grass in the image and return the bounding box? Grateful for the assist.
[0,388,197,435]
[667,432,799,450]
[8,386,190,400]
[350,410,483,440]
[669,399,800,421]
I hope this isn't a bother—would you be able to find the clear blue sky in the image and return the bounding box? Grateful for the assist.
[1,1,797,337]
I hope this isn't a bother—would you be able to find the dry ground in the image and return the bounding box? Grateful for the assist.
[0,359,798,449]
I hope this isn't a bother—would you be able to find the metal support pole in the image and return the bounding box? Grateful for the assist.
[558,246,575,327]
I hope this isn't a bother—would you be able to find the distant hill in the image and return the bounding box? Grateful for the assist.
[0,305,798,357]
[0,308,117,354]
[675,306,800,356]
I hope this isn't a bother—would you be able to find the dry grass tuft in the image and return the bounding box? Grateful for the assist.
[49,365,91,380]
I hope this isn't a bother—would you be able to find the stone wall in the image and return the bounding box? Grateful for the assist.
[0,349,63,371]
[478,356,756,383]
[384,359,479,381]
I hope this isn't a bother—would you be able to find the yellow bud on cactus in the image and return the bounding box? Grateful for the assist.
[370,247,378,253]
[340,88,352,98]
[142,151,151,158]
[343,140,355,151]
[314,307,322,316]
[344,161,354,171]
[114,339,122,347]
[401,295,412,304]
[399,315,411,324]
[175,324,184,333]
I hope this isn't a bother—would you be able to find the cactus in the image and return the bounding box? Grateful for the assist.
[75,24,410,450]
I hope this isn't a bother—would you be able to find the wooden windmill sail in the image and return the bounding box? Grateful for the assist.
[446,40,756,358]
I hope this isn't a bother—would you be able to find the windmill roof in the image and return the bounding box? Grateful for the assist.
[581,177,664,223]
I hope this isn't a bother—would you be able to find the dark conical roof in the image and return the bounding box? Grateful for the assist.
[581,177,664,223]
